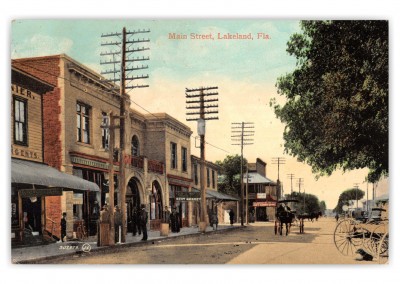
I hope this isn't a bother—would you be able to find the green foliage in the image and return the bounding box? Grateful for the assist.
[284,192,321,214]
[334,188,365,213]
[273,20,388,182]
[216,155,247,196]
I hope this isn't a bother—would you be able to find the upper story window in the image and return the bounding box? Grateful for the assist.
[194,163,198,185]
[181,147,187,172]
[101,112,109,149]
[131,135,140,157]
[207,168,210,187]
[170,142,177,169]
[13,97,28,145]
[212,170,215,188]
[76,102,91,144]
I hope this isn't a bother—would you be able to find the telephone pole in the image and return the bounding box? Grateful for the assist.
[354,183,360,209]
[232,122,254,226]
[186,86,219,233]
[101,27,150,244]
[272,157,285,199]
[287,173,295,197]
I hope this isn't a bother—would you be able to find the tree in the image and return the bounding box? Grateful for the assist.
[284,192,321,214]
[319,201,327,215]
[272,20,388,182]
[334,188,365,213]
[216,155,247,196]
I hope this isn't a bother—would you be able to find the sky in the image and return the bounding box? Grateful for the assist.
[10,18,389,210]
[2,0,399,283]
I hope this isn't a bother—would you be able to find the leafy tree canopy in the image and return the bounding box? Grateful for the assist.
[216,155,247,196]
[334,188,365,213]
[272,20,388,182]
[284,192,322,214]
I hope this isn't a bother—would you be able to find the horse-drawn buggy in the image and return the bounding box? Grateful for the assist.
[274,199,302,235]
[333,205,388,263]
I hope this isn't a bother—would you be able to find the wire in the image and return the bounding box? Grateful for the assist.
[12,59,232,155]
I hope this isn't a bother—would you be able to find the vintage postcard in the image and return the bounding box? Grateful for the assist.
[10,18,389,268]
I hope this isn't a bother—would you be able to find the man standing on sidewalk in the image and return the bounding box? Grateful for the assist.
[139,204,148,241]
[61,212,67,242]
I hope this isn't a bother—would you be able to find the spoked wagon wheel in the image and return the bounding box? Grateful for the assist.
[377,232,389,264]
[363,223,386,257]
[333,219,364,256]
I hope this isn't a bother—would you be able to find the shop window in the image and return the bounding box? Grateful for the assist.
[131,135,140,157]
[150,182,162,220]
[181,147,187,172]
[170,142,177,169]
[76,102,91,144]
[13,97,28,145]
[101,112,109,149]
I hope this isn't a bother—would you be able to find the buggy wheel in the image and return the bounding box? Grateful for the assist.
[333,219,363,256]
[377,232,389,264]
[363,223,385,257]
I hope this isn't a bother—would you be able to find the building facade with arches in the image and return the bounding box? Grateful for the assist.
[12,54,194,239]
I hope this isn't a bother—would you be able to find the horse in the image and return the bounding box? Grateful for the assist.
[308,211,322,222]
[275,205,295,236]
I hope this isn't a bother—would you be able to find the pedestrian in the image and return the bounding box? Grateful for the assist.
[114,205,122,243]
[136,206,142,236]
[61,212,67,242]
[229,209,235,226]
[170,207,180,233]
[163,206,171,226]
[139,204,148,241]
[131,207,138,236]
[335,213,339,222]
[211,211,218,230]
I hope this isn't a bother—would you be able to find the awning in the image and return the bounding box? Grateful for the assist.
[192,188,239,201]
[243,172,276,185]
[11,158,100,192]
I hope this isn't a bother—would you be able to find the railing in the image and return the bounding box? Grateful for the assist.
[124,154,144,169]
[46,218,57,237]
[148,159,164,174]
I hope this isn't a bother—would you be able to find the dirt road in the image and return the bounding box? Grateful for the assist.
[39,218,379,264]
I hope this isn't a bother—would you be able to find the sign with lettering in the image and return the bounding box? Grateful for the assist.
[175,191,201,201]
[253,201,276,207]
[256,193,267,199]
[20,188,63,198]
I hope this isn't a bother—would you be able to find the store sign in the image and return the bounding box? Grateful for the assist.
[253,201,276,207]
[175,191,201,201]
[20,188,62,198]
[256,193,267,199]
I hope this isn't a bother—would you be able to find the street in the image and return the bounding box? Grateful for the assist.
[33,217,377,264]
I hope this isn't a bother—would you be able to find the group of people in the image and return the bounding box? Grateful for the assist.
[162,206,181,233]
[128,205,148,241]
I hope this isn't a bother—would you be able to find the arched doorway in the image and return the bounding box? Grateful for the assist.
[150,180,163,230]
[126,178,141,233]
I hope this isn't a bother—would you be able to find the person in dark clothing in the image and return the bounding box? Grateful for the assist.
[170,207,180,233]
[61,212,67,242]
[131,207,139,236]
[114,205,122,243]
[139,204,148,241]
[229,209,235,226]
[136,207,142,236]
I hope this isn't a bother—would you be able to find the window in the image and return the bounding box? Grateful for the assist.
[212,170,215,188]
[76,102,91,144]
[170,142,177,169]
[207,168,210,187]
[181,147,187,172]
[101,112,109,149]
[14,97,27,145]
[194,164,198,185]
[131,135,140,157]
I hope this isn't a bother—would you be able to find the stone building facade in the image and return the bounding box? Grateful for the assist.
[12,54,194,239]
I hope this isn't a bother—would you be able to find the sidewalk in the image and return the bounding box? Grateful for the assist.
[11,223,241,264]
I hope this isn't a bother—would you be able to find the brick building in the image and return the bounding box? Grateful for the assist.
[12,54,195,240]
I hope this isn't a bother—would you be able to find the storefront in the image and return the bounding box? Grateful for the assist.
[11,158,99,246]
[168,174,193,228]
